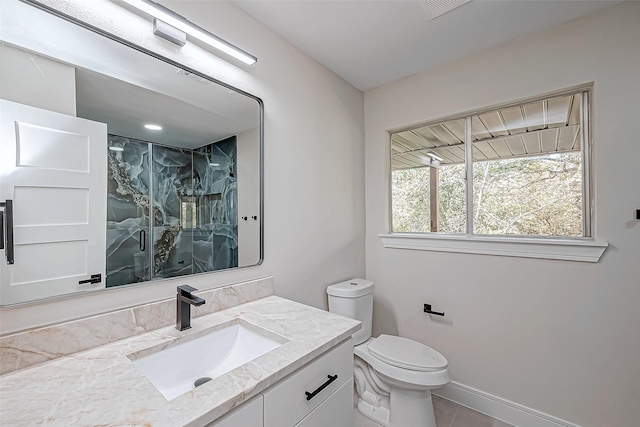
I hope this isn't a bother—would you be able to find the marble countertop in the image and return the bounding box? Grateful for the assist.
[0,296,360,426]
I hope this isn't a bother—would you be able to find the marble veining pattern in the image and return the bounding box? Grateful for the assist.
[0,277,274,376]
[0,293,360,427]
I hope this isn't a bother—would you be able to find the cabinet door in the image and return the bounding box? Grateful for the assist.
[263,338,353,427]
[296,378,354,427]
[206,394,263,427]
[0,99,107,304]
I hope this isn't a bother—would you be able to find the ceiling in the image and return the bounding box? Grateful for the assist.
[391,92,582,169]
[65,27,260,149]
[75,65,260,149]
[233,0,623,91]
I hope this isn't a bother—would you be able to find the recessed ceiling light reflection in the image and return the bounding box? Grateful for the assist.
[109,146,124,152]
[209,162,220,167]
[144,124,163,130]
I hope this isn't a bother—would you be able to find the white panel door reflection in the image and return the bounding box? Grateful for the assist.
[0,99,107,305]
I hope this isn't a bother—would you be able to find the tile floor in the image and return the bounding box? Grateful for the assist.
[353,395,515,427]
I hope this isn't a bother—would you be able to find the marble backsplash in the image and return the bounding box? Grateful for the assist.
[0,276,274,376]
[106,135,238,288]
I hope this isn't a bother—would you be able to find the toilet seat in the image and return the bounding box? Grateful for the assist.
[354,338,450,388]
[368,335,448,372]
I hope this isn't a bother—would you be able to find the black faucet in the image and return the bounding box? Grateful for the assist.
[176,285,206,331]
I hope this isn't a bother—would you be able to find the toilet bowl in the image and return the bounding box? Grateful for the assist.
[327,279,450,427]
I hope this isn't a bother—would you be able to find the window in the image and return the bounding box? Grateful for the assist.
[386,86,608,261]
[391,87,591,238]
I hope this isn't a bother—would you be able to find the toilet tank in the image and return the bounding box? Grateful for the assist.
[327,279,374,345]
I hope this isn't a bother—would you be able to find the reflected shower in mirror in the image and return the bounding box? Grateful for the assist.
[106,136,240,287]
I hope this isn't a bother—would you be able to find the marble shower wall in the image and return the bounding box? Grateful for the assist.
[106,135,238,288]
[193,137,238,273]
[151,144,194,279]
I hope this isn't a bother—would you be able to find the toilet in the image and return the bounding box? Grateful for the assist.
[327,279,450,427]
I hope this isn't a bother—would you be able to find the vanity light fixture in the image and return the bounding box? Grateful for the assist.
[109,145,124,152]
[120,0,257,65]
[153,18,186,47]
[209,162,220,167]
[144,124,163,130]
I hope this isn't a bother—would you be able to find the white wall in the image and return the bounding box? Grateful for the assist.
[236,126,261,266]
[0,0,364,334]
[364,3,640,426]
[0,43,76,115]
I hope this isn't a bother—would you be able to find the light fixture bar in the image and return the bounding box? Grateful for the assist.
[120,0,257,65]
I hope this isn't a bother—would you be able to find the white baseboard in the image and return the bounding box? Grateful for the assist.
[433,381,582,427]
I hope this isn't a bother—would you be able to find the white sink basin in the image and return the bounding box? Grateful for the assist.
[130,320,286,400]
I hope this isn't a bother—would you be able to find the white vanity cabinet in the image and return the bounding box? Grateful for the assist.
[263,338,353,427]
[207,394,263,427]
[207,338,353,427]
[295,377,353,427]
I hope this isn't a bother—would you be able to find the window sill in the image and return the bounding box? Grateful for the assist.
[379,233,608,262]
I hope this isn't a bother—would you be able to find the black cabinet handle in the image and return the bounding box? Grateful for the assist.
[139,229,146,251]
[0,200,14,265]
[305,374,338,401]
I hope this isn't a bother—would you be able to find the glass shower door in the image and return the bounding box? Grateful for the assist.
[105,136,151,287]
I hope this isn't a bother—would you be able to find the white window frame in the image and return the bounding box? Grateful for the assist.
[382,84,608,262]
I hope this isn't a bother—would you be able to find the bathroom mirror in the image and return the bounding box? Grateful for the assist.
[0,0,262,305]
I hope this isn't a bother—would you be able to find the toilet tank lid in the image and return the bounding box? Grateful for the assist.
[327,278,374,297]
